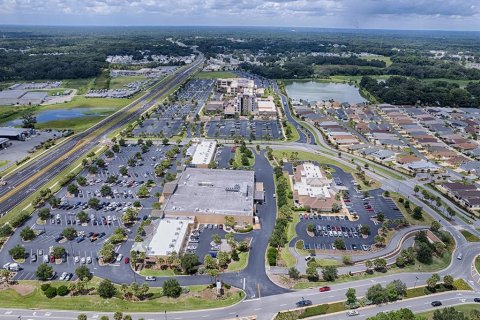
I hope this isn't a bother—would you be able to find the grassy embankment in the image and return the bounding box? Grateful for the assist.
[0,279,244,312]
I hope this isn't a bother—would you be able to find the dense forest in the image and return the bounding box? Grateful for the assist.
[360,76,480,107]
[0,27,193,81]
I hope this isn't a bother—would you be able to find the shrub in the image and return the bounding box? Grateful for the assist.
[44,286,57,298]
[162,279,182,298]
[57,285,69,296]
[267,247,277,266]
[41,283,51,292]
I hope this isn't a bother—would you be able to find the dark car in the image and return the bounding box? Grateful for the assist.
[296,300,312,307]
[431,301,442,307]
[474,298,480,303]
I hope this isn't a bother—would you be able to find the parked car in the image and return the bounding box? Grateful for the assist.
[124,257,130,264]
[474,298,480,303]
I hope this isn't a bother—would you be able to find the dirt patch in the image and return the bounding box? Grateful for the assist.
[14,284,35,296]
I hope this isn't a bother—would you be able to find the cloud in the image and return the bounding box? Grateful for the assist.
[0,0,479,30]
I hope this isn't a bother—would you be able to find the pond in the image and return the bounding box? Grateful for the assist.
[7,107,114,126]
[285,81,366,103]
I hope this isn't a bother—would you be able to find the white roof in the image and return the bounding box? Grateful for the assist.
[294,163,332,198]
[147,217,193,256]
[191,140,217,165]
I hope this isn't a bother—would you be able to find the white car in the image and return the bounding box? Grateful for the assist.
[59,272,67,281]
[74,256,80,263]
[86,256,92,264]
[80,257,86,264]
[145,276,156,281]
[347,310,359,316]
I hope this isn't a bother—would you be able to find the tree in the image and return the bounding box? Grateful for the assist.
[414,185,420,194]
[368,309,415,320]
[67,183,79,195]
[360,224,370,236]
[75,265,92,280]
[53,246,66,259]
[443,275,454,288]
[44,286,57,298]
[9,245,25,260]
[78,315,87,320]
[20,227,36,241]
[36,263,54,281]
[180,253,199,274]
[366,284,388,304]
[113,312,123,320]
[76,176,87,186]
[100,185,112,197]
[212,234,222,244]
[416,241,433,264]
[38,208,51,221]
[430,220,441,232]
[433,307,468,320]
[412,206,423,220]
[77,211,89,223]
[217,251,230,268]
[373,258,387,271]
[62,227,77,240]
[99,242,116,263]
[204,254,217,269]
[342,255,352,265]
[427,273,440,291]
[119,166,128,176]
[224,216,236,228]
[97,279,116,298]
[321,265,338,281]
[346,288,357,305]
[306,266,319,281]
[288,267,300,279]
[334,238,346,250]
[365,259,373,271]
[88,197,100,209]
[163,279,182,298]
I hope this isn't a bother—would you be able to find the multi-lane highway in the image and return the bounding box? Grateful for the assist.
[0,54,204,216]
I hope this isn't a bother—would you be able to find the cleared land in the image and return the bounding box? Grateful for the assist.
[194,71,238,79]
[359,55,393,67]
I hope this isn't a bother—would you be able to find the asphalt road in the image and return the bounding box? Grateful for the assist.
[0,54,204,216]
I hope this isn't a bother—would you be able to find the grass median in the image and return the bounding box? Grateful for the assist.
[0,280,244,313]
[460,230,480,242]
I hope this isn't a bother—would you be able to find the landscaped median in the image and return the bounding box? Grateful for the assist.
[0,278,245,313]
[274,279,472,320]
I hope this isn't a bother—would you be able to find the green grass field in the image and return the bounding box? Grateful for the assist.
[227,252,249,272]
[92,69,110,90]
[0,160,8,168]
[0,280,244,313]
[359,55,393,67]
[460,229,480,242]
[139,268,175,277]
[285,122,300,142]
[109,76,149,89]
[476,256,480,274]
[272,149,353,174]
[194,71,237,79]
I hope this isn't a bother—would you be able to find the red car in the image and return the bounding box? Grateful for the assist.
[124,257,130,264]
[319,286,331,292]
[50,255,55,263]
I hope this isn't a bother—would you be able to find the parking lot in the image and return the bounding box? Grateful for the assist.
[4,142,182,281]
[206,120,283,140]
[295,165,403,252]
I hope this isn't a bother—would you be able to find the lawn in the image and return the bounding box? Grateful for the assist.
[0,160,8,168]
[359,55,393,67]
[293,252,452,289]
[43,96,132,110]
[476,256,480,274]
[92,69,111,90]
[234,148,255,168]
[272,149,354,174]
[0,280,244,313]
[417,304,480,319]
[460,230,480,242]
[194,71,238,79]
[285,122,300,142]
[227,252,249,272]
[110,76,149,90]
[139,268,175,277]
[390,192,433,226]
[62,78,95,94]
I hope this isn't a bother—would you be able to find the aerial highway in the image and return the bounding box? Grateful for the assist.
[0,54,205,216]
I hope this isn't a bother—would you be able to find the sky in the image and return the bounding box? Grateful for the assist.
[0,0,479,31]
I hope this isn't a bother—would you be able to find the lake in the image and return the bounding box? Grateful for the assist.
[7,107,114,126]
[285,81,366,103]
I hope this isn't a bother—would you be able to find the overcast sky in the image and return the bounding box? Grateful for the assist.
[1,0,479,31]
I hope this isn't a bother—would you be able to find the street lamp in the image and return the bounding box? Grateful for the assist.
[414,276,419,288]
